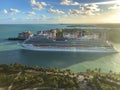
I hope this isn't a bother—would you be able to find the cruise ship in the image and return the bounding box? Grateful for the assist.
[22,35,117,52]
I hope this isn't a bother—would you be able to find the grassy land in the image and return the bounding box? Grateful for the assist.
[0,64,120,90]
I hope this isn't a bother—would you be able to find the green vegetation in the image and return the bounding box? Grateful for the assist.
[0,64,83,90]
[0,64,120,90]
[82,69,120,90]
[108,30,120,43]
[56,31,64,38]
[7,37,25,41]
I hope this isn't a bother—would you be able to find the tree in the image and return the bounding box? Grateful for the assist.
[56,31,63,38]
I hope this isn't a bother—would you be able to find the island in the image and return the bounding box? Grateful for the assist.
[7,31,34,41]
[0,64,120,90]
[7,28,105,41]
[7,28,116,52]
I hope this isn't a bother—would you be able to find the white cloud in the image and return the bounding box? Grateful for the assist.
[0,18,16,21]
[25,11,36,15]
[2,8,20,15]
[60,0,79,5]
[41,15,46,18]
[30,0,47,10]
[11,18,16,20]
[31,0,36,5]
[48,8,65,14]
[69,4,100,16]
[61,0,119,6]
[22,17,56,24]
[0,18,17,24]
[9,8,20,15]
[93,0,117,5]
[69,9,82,15]
[2,9,8,14]
[84,4,100,15]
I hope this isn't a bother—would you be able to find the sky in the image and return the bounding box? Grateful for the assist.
[0,0,120,24]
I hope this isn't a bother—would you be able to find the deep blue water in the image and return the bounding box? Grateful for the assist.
[0,24,120,73]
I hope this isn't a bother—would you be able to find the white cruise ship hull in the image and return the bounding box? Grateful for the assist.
[21,44,117,53]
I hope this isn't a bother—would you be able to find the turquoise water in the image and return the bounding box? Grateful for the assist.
[0,24,120,73]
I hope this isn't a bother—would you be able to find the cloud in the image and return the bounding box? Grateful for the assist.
[9,8,20,15]
[30,0,47,10]
[25,11,36,15]
[93,0,117,5]
[0,18,16,21]
[2,8,20,15]
[0,18,17,24]
[61,0,119,6]
[84,4,100,15]
[41,15,46,18]
[69,9,82,15]
[22,17,56,24]
[69,4,100,15]
[48,8,65,14]
[2,9,8,14]
[60,0,79,5]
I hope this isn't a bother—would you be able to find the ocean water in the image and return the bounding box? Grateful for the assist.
[0,24,120,73]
